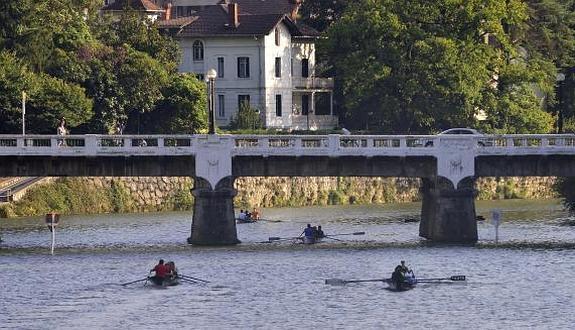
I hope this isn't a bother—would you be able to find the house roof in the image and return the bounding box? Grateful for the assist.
[218,0,300,17]
[156,16,197,29]
[102,0,164,12]
[164,4,318,38]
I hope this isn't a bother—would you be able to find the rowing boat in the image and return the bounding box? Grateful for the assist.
[147,275,180,287]
[236,218,257,224]
[301,236,323,244]
[387,273,417,291]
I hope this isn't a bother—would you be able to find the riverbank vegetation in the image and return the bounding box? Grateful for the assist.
[0,177,557,218]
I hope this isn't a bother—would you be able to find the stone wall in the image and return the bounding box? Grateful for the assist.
[20,176,564,208]
[0,176,559,218]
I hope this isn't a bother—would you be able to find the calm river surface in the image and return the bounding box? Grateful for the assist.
[1,199,574,329]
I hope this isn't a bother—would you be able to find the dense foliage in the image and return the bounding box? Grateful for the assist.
[319,0,570,133]
[0,0,207,134]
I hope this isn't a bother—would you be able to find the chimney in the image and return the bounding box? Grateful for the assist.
[164,2,172,20]
[228,3,239,28]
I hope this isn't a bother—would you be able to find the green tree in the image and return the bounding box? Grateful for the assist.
[85,44,170,133]
[26,74,93,134]
[323,0,558,134]
[141,74,208,134]
[0,51,38,133]
[229,103,263,130]
[98,11,181,72]
[299,0,349,32]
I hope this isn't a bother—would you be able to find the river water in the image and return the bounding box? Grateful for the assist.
[1,199,574,329]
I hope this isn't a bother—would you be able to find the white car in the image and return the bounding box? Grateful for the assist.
[439,128,483,135]
[425,128,492,146]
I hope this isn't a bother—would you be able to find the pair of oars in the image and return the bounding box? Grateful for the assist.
[121,274,210,286]
[179,274,210,283]
[325,275,466,286]
[268,231,366,242]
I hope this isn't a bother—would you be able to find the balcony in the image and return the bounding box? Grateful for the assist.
[292,77,334,90]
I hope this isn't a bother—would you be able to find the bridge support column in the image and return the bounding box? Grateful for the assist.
[419,177,477,243]
[188,177,240,245]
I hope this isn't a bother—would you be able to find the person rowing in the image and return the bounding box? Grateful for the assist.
[302,224,316,244]
[391,265,405,289]
[150,259,168,285]
[165,261,178,280]
[400,260,411,274]
[316,225,326,239]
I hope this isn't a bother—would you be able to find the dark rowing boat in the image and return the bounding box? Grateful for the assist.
[386,273,417,291]
[147,275,180,287]
[236,217,258,224]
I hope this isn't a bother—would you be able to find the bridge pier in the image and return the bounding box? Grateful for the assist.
[188,177,240,245]
[419,177,478,243]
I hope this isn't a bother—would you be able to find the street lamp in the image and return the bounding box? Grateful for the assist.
[557,72,566,134]
[206,68,217,134]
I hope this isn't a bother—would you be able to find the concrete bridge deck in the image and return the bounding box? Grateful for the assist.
[1,133,574,245]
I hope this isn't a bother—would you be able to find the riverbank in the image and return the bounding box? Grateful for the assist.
[0,176,558,218]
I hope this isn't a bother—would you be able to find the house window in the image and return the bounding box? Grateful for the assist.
[193,40,204,61]
[218,95,225,117]
[275,57,281,78]
[196,73,204,81]
[217,57,224,78]
[302,94,309,115]
[301,59,309,78]
[275,94,282,117]
[238,95,250,110]
[275,28,280,46]
[237,57,250,78]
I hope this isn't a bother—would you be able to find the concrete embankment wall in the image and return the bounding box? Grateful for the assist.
[0,176,558,218]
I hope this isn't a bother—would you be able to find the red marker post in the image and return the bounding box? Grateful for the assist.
[45,213,60,255]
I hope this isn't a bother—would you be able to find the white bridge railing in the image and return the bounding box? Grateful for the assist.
[1,134,575,157]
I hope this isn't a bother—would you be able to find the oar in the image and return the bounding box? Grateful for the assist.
[121,278,148,286]
[323,236,343,242]
[325,232,366,237]
[177,277,198,284]
[257,219,281,223]
[180,274,210,283]
[268,236,300,241]
[325,278,390,285]
[417,275,466,283]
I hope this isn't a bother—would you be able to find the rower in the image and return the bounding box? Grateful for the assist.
[303,224,314,237]
[151,259,168,285]
[316,225,325,239]
[165,261,178,279]
[391,265,405,287]
[238,210,246,221]
[252,208,260,220]
[399,260,411,275]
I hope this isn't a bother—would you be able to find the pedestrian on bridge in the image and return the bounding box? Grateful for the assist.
[57,117,67,147]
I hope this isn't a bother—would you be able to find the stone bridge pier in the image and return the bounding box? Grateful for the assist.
[188,176,240,245]
[419,177,478,243]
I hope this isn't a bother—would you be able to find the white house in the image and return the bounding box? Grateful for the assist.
[103,0,336,130]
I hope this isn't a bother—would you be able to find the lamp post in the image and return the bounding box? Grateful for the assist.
[22,91,26,135]
[206,68,217,134]
[557,72,566,134]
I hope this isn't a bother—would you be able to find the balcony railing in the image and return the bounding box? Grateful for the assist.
[292,77,334,90]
